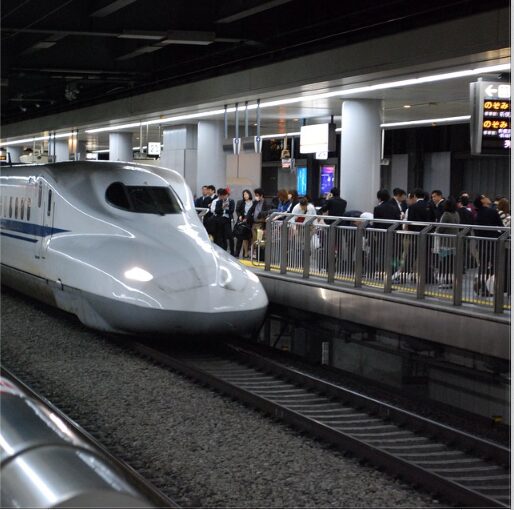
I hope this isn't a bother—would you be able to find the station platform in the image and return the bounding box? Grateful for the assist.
[242,260,510,362]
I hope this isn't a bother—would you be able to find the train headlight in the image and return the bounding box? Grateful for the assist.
[124,267,153,282]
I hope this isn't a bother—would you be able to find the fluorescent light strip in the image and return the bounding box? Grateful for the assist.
[84,63,509,134]
[0,132,74,147]
[86,121,142,134]
[381,115,471,128]
[260,116,471,139]
[3,62,510,142]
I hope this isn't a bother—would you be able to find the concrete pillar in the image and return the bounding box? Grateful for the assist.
[109,132,133,162]
[6,146,22,163]
[48,139,70,162]
[161,125,197,192]
[54,140,70,162]
[197,120,226,194]
[76,140,88,161]
[340,99,382,212]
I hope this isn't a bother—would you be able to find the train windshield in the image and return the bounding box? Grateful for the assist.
[106,182,182,215]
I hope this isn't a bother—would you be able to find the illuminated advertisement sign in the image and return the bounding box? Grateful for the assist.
[470,81,511,155]
[297,166,307,196]
[320,165,335,195]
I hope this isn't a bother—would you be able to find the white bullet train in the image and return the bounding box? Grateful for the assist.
[0,161,268,336]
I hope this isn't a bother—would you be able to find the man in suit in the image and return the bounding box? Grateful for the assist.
[406,188,435,282]
[321,187,347,225]
[373,189,401,229]
[473,194,504,296]
[391,188,407,219]
[407,188,432,231]
[429,189,446,222]
[213,188,235,252]
[371,189,401,275]
[194,185,209,208]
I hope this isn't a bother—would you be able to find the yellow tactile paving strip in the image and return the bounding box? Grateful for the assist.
[238,259,510,310]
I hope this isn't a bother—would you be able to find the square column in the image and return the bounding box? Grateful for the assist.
[340,99,382,212]
[161,125,197,192]
[197,120,226,194]
[109,132,133,162]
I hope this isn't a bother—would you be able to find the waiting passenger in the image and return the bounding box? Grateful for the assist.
[248,188,270,248]
[321,187,347,224]
[473,194,503,296]
[233,189,253,258]
[434,197,460,288]
[213,188,235,253]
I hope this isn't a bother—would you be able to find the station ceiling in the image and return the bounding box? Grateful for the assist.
[1,0,509,132]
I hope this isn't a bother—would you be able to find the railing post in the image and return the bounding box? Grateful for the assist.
[453,227,470,306]
[383,223,399,293]
[302,217,317,279]
[493,231,510,314]
[327,219,343,284]
[416,225,433,299]
[354,222,365,288]
[264,215,273,271]
[279,217,289,274]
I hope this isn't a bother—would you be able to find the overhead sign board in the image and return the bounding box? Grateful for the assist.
[147,142,161,156]
[300,123,336,154]
[470,81,511,155]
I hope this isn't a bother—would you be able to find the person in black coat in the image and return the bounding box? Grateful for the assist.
[370,189,400,275]
[473,194,504,296]
[373,189,401,229]
[321,187,347,225]
[213,188,235,252]
[406,189,432,231]
[429,190,446,222]
[406,188,435,282]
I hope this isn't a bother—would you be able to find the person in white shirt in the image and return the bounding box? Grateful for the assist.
[290,197,317,223]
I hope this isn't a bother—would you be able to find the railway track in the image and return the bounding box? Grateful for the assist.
[131,340,510,508]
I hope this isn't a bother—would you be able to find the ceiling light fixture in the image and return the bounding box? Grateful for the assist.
[85,62,509,134]
[0,132,74,147]
[4,62,509,143]
[380,115,471,128]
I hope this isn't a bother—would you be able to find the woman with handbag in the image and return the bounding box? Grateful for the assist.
[233,189,253,258]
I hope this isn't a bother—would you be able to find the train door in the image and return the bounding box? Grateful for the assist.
[34,178,54,260]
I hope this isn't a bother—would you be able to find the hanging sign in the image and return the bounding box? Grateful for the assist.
[470,81,511,155]
[147,142,161,156]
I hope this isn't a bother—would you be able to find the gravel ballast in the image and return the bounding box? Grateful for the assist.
[1,287,441,508]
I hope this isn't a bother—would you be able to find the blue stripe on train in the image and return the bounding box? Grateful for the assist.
[0,219,69,237]
[1,232,38,243]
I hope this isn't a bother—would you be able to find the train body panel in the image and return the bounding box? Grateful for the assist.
[1,161,268,336]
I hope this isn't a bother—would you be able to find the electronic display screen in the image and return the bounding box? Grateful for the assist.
[320,165,335,195]
[470,81,511,155]
[296,166,307,196]
[481,99,511,153]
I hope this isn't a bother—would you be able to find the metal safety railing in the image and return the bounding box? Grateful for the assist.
[261,212,511,315]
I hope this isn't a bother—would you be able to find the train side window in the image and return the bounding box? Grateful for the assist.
[26,198,31,221]
[9,197,13,218]
[47,189,52,217]
[38,181,43,207]
[14,197,18,218]
[20,198,25,220]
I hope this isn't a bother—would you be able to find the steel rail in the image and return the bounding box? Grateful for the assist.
[130,341,510,509]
